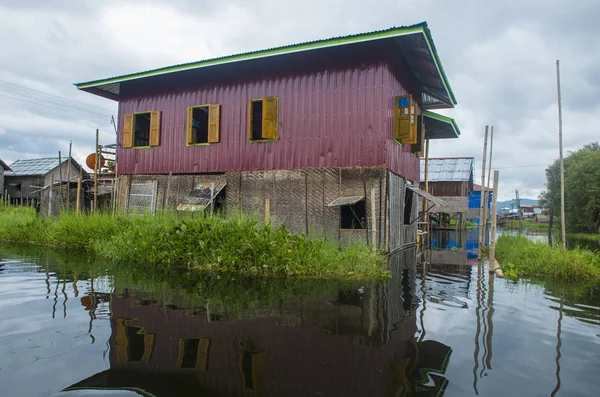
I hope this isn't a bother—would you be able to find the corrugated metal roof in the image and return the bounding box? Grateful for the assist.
[327,196,365,207]
[406,185,447,207]
[420,157,473,182]
[75,22,456,108]
[0,158,10,171]
[5,157,87,178]
[422,111,460,139]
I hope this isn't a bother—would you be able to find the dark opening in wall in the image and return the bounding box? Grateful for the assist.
[133,112,151,147]
[126,325,146,362]
[250,100,263,140]
[341,200,366,229]
[404,189,414,225]
[191,106,209,144]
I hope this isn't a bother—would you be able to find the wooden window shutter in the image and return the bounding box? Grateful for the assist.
[122,114,134,148]
[208,104,220,143]
[262,97,278,140]
[247,99,253,140]
[394,96,411,141]
[149,110,161,147]
[141,333,154,363]
[115,318,128,363]
[404,103,418,145]
[195,338,210,371]
[186,106,194,145]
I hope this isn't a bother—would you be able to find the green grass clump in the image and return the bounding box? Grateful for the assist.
[0,206,385,279]
[496,234,600,280]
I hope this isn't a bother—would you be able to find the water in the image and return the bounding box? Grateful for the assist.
[1,244,599,397]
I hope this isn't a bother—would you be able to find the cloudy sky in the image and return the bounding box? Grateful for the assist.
[1,0,598,201]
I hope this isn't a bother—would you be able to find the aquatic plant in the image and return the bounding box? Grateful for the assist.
[0,206,385,279]
[496,234,600,280]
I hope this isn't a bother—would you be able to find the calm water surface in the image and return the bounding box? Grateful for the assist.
[0,244,599,397]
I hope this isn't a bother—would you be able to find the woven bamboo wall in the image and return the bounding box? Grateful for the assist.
[118,167,417,251]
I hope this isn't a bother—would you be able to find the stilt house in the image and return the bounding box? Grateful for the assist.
[76,22,461,251]
[0,159,10,198]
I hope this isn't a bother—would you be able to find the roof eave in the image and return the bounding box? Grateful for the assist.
[422,110,461,139]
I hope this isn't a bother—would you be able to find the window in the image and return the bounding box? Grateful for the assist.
[177,337,210,370]
[115,317,154,363]
[187,104,220,145]
[248,97,278,141]
[239,344,267,394]
[122,111,161,148]
[404,189,414,225]
[341,201,366,229]
[394,95,418,144]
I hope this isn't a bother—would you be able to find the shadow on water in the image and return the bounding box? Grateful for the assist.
[0,244,599,397]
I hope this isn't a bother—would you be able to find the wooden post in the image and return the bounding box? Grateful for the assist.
[478,126,489,259]
[49,174,54,216]
[264,199,270,223]
[210,182,215,215]
[371,187,377,251]
[58,151,64,209]
[556,60,566,249]
[489,171,499,266]
[66,141,72,211]
[76,175,82,216]
[94,129,99,213]
[483,126,494,237]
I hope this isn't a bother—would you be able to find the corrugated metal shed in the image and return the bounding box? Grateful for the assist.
[420,157,473,182]
[6,157,87,177]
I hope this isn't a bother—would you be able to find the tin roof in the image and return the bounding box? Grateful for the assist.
[0,158,10,171]
[420,157,473,182]
[422,111,461,139]
[5,157,86,178]
[75,22,456,108]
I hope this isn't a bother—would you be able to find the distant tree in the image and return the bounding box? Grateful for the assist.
[539,142,600,233]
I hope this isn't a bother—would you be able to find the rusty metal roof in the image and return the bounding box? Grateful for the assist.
[76,22,456,108]
[420,157,473,182]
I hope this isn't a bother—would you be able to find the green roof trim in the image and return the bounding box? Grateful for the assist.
[75,22,457,106]
[422,110,461,138]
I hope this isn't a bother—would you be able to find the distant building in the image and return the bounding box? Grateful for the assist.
[4,157,88,207]
[420,157,472,229]
[76,22,461,251]
[0,159,10,198]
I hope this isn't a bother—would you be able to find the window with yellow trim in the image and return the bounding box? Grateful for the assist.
[115,317,155,363]
[394,95,417,145]
[123,111,161,148]
[177,337,210,370]
[187,105,220,145]
[248,97,278,141]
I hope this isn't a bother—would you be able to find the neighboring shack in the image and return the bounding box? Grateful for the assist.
[76,22,461,252]
[469,183,492,223]
[0,158,10,199]
[4,157,88,210]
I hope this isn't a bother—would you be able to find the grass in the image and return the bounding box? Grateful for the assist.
[503,220,554,231]
[496,234,600,280]
[0,205,386,279]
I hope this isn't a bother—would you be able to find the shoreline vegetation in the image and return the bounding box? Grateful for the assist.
[0,206,387,279]
[496,234,600,280]
[502,219,554,232]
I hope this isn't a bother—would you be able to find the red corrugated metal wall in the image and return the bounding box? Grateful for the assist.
[117,61,419,181]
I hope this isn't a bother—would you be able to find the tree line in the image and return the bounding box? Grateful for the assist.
[539,142,600,233]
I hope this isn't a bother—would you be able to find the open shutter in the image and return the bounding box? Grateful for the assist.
[404,103,418,145]
[262,97,278,140]
[141,333,154,363]
[395,95,414,143]
[414,115,425,156]
[186,106,194,144]
[195,338,210,371]
[122,114,133,148]
[149,110,161,147]
[247,99,253,140]
[115,318,128,363]
[208,104,220,143]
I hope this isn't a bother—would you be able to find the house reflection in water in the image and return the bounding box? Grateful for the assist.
[64,249,452,397]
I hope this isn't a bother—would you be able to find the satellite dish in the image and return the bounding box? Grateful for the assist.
[86,153,105,170]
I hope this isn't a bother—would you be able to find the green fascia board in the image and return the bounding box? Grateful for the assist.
[422,110,461,137]
[75,22,456,106]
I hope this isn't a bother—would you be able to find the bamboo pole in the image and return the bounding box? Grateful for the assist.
[264,199,270,223]
[556,60,566,249]
[489,171,499,265]
[94,129,99,213]
[424,138,430,248]
[483,126,494,237]
[210,182,215,215]
[49,174,54,216]
[76,175,82,216]
[66,141,72,211]
[478,126,489,259]
[58,151,64,209]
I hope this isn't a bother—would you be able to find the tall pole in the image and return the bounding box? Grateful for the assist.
[478,126,489,259]
[94,129,99,213]
[483,126,494,236]
[424,138,430,248]
[556,60,566,249]
[66,141,72,211]
[489,171,499,265]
